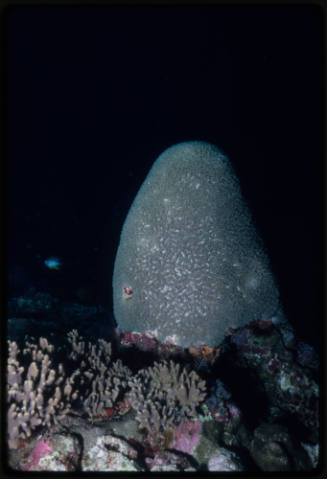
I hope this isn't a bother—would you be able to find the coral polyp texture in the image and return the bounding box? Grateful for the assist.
[113,141,279,347]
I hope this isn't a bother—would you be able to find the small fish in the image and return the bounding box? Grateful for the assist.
[44,257,63,270]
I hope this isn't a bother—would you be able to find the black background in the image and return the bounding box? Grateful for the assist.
[7,6,322,350]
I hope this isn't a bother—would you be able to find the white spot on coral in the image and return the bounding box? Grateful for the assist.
[145,329,158,338]
[165,334,178,344]
[247,277,258,289]
[138,237,149,247]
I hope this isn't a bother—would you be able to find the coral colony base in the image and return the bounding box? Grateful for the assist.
[7,143,319,471]
[7,316,319,471]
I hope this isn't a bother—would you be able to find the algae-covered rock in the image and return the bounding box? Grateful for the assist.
[250,423,313,471]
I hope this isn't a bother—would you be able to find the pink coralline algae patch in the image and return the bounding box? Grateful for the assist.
[210,402,241,425]
[115,326,188,359]
[172,419,202,455]
[27,439,52,471]
[227,404,241,419]
[120,331,142,345]
[212,409,230,423]
[250,318,273,330]
[119,330,158,352]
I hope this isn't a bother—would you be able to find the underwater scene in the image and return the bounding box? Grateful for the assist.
[6,6,321,473]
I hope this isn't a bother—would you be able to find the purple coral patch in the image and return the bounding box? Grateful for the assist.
[27,439,52,471]
[172,419,202,455]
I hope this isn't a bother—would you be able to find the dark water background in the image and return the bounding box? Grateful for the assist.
[7,6,322,351]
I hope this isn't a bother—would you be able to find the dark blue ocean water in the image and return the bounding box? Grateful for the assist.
[7,6,322,352]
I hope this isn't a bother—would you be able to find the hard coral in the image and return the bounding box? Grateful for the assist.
[66,330,132,420]
[7,338,75,449]
[7,331,132,449]
[128,360,206,447]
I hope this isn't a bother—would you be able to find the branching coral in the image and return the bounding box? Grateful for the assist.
[7,337,76,449]
[7,331,132,449]
[128,360,206,445]
[7,332,206,450]
[66,330,132,418]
